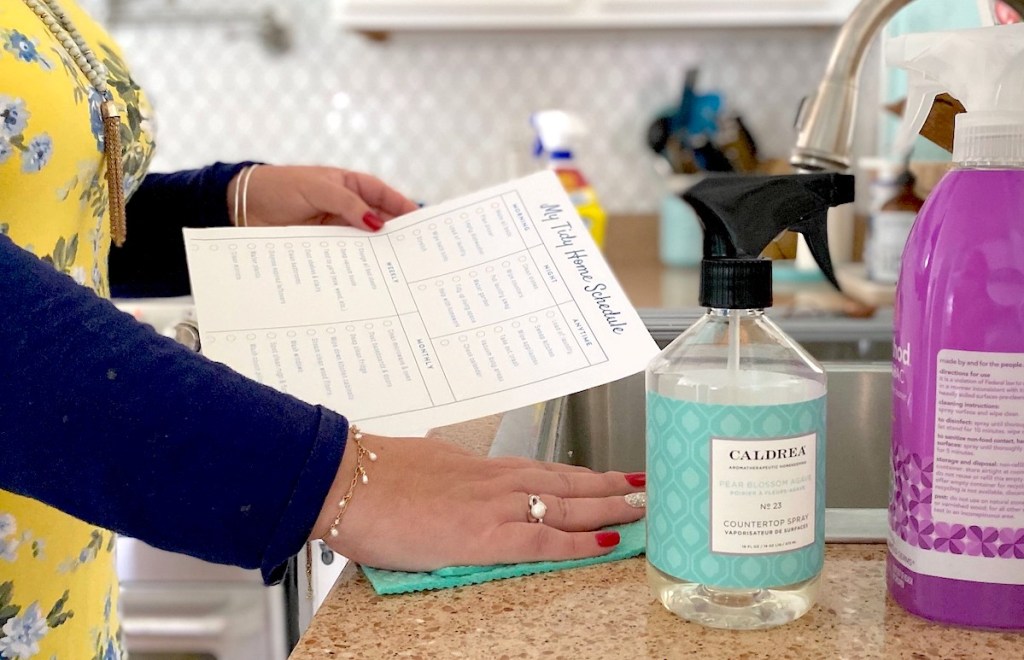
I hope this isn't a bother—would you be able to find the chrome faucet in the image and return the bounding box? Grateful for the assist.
[789,0,1024,172]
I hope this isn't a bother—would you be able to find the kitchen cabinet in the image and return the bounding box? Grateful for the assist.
[332,0,860,31]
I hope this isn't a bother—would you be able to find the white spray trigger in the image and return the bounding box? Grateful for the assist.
[894,74,945,158]
[887,23,1024,165]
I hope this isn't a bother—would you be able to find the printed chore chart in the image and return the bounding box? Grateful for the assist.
[184,171,659,435]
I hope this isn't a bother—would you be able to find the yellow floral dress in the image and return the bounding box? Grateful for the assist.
[0,1,155,657]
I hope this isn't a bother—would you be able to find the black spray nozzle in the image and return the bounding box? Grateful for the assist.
[682,173,855,292]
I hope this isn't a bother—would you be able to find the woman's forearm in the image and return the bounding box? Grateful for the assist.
[109,161,257,298]
[0,234,344,583]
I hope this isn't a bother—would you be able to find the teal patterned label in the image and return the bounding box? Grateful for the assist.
[646,392,826,588]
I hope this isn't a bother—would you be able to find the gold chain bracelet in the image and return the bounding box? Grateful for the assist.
[305,425,377,600]
[326,425,376,539]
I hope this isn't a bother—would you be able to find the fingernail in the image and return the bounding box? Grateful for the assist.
[625,492,646,509]
[363,211,383,232]
[596,531,620,548]
[625,472,646,487]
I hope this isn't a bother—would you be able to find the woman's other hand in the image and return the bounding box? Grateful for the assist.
[229,165,419,232]
[311,432,647,572]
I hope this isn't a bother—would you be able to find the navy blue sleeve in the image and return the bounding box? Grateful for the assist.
[0,234,345,584]
[110,161,258,298]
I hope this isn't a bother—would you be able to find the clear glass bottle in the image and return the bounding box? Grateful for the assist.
[645,305,827,630]
[866,163,923,284]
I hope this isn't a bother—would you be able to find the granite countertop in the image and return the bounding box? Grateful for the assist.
[291,416,1018,660]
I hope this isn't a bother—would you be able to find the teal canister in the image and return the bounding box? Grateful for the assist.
[658,175,703,267]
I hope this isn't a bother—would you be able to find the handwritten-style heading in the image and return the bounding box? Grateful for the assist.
[540,203,628,335]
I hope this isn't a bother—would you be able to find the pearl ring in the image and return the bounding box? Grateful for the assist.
[528,494,547,524]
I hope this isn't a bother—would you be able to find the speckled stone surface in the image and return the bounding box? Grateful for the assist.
[292,416,1020,659]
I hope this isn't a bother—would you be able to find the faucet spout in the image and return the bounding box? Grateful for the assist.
[789,0,1024,172]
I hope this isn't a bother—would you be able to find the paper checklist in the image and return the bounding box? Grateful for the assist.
[183,171,659,436]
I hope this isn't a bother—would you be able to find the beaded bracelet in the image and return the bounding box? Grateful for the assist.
[325,425,377,539]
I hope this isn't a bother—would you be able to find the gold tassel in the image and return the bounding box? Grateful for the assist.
[102,100,127,247]
[305,542,314,601]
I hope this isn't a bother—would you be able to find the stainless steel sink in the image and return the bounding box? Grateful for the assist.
[491,310,894,542]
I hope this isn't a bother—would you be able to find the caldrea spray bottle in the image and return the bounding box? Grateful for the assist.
[886,23,1024,630]
[645,173,854,629]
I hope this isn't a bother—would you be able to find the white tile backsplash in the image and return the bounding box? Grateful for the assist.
[93,0,879,212]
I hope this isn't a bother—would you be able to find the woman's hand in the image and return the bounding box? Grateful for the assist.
[229,165,419,232]
[311,432,646,572]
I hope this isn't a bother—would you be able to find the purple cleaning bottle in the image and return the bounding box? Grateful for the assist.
[886,24,1024,629]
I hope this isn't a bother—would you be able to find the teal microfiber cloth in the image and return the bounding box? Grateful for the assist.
[361,520,645,595]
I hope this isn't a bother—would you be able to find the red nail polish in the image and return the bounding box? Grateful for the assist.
[596,531,620,548]
[363,211,383,231]
[625,472,646,487]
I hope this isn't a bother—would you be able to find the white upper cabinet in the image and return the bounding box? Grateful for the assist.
[332,0,860,31]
